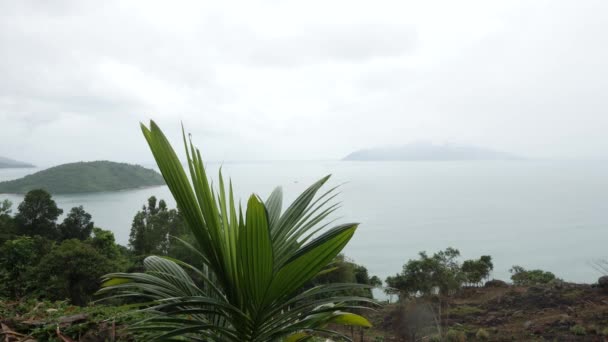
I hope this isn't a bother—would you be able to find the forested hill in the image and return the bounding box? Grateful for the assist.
[0,161,165,194]
[0,156,34,168]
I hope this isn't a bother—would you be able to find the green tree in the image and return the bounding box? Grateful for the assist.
[509,265,557,285]
[0,199,16,243]
[128,196,185,256]
[88,227,120,258]
[58,206,94,241]
[0,236,54,298]
[386,248,464,298]
[310,254,380,298]
[100,121,374,341]
[36,239,118,305]
[461,255,493,286]
[14,189,63,239]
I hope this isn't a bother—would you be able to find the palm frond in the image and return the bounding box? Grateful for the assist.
[98,121,376,341]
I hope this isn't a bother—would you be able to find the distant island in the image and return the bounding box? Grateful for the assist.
[0,161,165,194]
[343,143,521,161]
[0,156,35,168]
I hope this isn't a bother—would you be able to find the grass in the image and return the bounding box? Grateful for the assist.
[448,304,485,316]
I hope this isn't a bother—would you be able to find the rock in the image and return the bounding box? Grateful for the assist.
[523,320,533,329]
[485,279,508,288]
[598,276,608,289]
[46,308,58,313]
[533,326,545,335]
[57,313,88,324]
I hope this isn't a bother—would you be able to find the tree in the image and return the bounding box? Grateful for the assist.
[0,236,54,298]
[14,189,63,239]
[58,206,94,241]
[36,239,118,305]
[385,248,468,339]
[0,200,16,243]
[100,121,374,341]
[0,199,11,215]
[128,196,185,256]
[461,255,493,286]
[88,227,120,258]
[510,265,557,285]
[386,248,464,298]
[309,254,381,298]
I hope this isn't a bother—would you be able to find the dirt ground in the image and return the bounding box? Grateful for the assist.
[355,283,608,341]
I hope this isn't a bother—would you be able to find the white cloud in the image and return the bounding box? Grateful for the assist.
[0,0,607,164]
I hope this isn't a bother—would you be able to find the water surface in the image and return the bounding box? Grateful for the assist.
[1,160,607,285]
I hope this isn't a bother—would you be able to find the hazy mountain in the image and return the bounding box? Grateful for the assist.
[343,143,521,161]
[0,161,165,194]
[0,156,35,168]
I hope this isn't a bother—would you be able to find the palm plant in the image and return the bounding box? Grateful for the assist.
[98,121,376,341]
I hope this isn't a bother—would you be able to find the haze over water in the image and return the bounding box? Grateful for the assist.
[1,160,607,285]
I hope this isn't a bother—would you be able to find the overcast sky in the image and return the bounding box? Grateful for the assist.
[1,0,607,165]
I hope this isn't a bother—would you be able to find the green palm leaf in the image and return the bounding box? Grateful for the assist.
[99,121,376,341]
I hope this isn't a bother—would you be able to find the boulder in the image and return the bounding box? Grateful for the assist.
[485,279,508,288]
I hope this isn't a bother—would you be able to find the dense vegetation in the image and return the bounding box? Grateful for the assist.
[0,161,164,194]
[0,186,380,340]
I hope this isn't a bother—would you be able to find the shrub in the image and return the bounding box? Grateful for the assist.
[570,325,586,336]
[601,327,608,336]
[476,328,490,340]
[446,329,467,342]
[509,265,557,285]
[35,239,119,305]
[428,334,442,342]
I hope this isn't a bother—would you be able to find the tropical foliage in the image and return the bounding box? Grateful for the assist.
[99,121,375,341]
[0,190,131,304]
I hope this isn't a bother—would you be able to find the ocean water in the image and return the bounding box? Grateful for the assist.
[1,160,607,285]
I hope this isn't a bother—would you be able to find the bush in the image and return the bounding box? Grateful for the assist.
[509,265,557,285]
[601,327,608,336]
[570,325,586,336]
[35,239,121,305]
[0,236,54,298]
[428,334,442,342]
[476,328,490,340]
[446,329,466,342]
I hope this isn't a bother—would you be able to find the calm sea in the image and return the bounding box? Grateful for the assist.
[1,160,607,285]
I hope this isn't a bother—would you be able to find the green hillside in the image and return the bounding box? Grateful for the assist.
[0,161,165,194]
